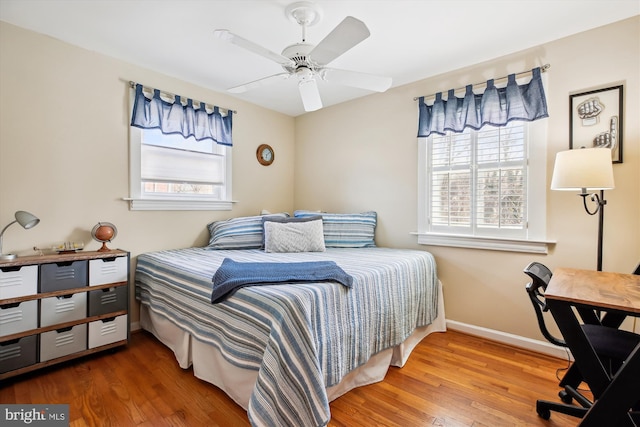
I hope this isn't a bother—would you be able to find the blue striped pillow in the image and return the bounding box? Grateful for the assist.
[207,213,289,249]
[293,210,377,248]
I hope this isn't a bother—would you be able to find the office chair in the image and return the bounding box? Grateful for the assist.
[524,261,640,421]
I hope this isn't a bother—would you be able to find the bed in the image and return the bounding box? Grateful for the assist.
[134,213,445,427]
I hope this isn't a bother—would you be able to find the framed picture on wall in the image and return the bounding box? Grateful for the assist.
[569,85,623,163]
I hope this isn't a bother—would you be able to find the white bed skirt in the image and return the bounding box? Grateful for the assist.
[140,280,446,410]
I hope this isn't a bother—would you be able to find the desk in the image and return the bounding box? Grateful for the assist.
[546,267,640,427]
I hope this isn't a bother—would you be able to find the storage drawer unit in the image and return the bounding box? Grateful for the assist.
[88,314,127,348]
[0,335,37,373]
[88,286,127,316]
[89,257,127,286]
[40,323,87,362]
[0,250,129,380]
[40,293,87,327]
[0,265,38,299]
[0,300,38,336]
[40,260,88,292]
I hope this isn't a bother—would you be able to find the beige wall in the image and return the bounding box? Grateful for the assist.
[294,16,640,340]
[0,22,296,323]
[1,17,638,341]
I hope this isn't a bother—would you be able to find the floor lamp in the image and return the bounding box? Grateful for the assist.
[551,148,615,271]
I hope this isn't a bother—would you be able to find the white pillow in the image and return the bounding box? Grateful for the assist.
[263,219,325,253]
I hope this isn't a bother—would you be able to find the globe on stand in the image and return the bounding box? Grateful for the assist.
[91,222,118,252]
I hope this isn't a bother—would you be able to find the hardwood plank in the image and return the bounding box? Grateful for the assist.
[0,330,587,426]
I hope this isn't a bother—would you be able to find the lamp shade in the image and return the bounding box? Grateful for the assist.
[0,210,40,261]
[15,210,40,229]
[551,148,614,191]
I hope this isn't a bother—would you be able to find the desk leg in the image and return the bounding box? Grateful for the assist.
[601,312,626,328]
[547,300,611,399]
[576,307,601,325]
[548,300,639,427]
[580,344,640,427]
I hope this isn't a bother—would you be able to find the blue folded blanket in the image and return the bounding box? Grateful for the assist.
[211,258,353,303]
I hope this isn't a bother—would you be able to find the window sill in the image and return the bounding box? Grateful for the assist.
[122,198,235,211]
[412,232,555,254]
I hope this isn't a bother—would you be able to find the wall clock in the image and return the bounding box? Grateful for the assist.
[256,144,274,166]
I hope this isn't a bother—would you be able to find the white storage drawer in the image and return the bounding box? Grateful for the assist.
[40,293,87,327]
[0,265,38,299]
[88,314,127,348]
[89,257,128,286]
[40,323,87,362]
[0,300,38,336]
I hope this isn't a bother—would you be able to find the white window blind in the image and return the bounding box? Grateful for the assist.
[141,144,225,184]
[427,121,528,239]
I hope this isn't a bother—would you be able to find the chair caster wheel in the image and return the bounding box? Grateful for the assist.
[537,408,551,420]
[536,402,551,420]
[559,390,573,404]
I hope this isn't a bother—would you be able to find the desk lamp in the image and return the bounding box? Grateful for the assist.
[551,147,614,271]
[0,210,40,261]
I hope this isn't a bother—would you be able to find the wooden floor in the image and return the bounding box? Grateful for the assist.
[0,330,587,426]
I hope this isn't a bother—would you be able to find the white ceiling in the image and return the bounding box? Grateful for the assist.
[1,0,638,116]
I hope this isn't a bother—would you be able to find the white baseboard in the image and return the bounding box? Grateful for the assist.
[130,321,141,332]
[446,319,573,361]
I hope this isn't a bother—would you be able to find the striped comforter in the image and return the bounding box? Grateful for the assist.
[135,247,439,427]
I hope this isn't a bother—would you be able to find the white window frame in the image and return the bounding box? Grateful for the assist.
[126,122,233,212]
[416,119,554,253]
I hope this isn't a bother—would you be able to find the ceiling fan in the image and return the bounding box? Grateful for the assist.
[214,1,392,112]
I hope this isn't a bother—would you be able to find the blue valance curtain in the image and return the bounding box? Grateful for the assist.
[417,67,548,137]
[131,84,233,146]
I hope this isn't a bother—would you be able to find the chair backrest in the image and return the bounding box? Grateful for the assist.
[523,261,566,347]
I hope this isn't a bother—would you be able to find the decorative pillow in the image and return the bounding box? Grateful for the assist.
[294,210,377,248]
[261,215,322,247]
[207,213,288,249]
[263,217,325,253]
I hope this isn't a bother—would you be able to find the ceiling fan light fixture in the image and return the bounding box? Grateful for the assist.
[295,66,314,81]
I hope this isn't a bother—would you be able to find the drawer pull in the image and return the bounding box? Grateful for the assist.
[0,302,21,309]
[54,261,74,267]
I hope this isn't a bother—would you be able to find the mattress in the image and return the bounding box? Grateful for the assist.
[135,247,444,426]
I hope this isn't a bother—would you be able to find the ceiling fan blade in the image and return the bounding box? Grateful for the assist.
[298,79,323,112]
[321,68,392,92]
[309,16,370,66]
[228,73,291,93]
[214,29,295,67]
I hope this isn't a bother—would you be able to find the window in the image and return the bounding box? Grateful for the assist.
[417,120,551,253]
[127,126,232,211]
